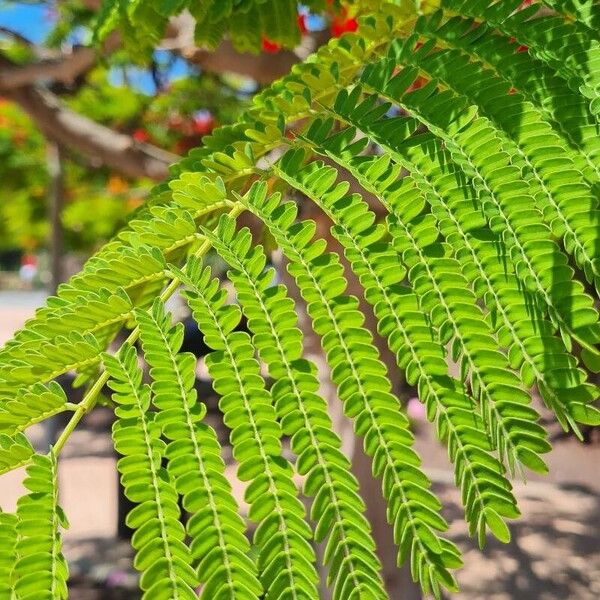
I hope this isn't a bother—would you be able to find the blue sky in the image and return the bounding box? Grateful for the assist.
[0,2,53,44]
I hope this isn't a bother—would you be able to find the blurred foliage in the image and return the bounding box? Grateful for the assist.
[0,99,48,252]
[0,97,146,252]
[0,0,368,257]
[94,0,347,58]
[0,18,250,254]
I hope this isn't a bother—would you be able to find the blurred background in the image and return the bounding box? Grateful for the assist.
[0,1,598,598]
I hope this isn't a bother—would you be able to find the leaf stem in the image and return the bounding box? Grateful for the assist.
[51,202,244,457]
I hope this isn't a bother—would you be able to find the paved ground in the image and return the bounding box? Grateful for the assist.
[415,430,600,600]
[1,290,599,599]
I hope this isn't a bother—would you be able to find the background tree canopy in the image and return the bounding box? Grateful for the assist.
[0,0,362,255]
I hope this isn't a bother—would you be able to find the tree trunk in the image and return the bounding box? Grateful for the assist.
[46,141,64,295]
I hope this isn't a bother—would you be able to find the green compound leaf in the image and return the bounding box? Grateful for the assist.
[13,454,69,600]
[1,3,600,598]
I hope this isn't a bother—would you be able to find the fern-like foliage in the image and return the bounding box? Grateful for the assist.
[105,344,201,599]
[0,382,69,434]
[241,184,462,595]
[0,433,35,476]
[1,1,600,598]
[12,454,69,600]
[179,260,321,599]
[0,511,18,600]
[204,215,387,599]
[135,300,262,599]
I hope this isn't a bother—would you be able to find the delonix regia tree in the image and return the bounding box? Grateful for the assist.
[1,0,600,598]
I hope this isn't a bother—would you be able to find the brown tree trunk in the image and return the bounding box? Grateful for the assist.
[46,141,64,295]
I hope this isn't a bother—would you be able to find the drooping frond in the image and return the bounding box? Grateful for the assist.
[203,214,387,599]
[298,110,599,436]
[179,260,321,600]
[273,145,520,541]
[272,144,550,476]
[13,454,69,600]
[135,300,262,599]
[242,182,462,597]
[104,345,198,600]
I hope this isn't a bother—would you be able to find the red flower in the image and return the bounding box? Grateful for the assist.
[297,14,307,34]
[193,112,216,136]
[262,37,281,53]
[132,128,149,143]
[331,16,358,37]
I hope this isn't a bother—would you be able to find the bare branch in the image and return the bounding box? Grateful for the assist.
[0,33,120,90]
[0,26,35,47]
[4,84,176,180]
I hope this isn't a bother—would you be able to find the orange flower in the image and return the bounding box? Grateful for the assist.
[107,175,129,194]
[331,15,358,37]
[126,197,144,209]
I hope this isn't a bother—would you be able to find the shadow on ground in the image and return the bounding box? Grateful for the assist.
[439,480,600,600]
[61,457,600,599]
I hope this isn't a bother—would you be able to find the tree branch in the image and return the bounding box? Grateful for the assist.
[4,84,176,180]
[181,41,300,85]
[0,47,96,89]
[0,33,120,90]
